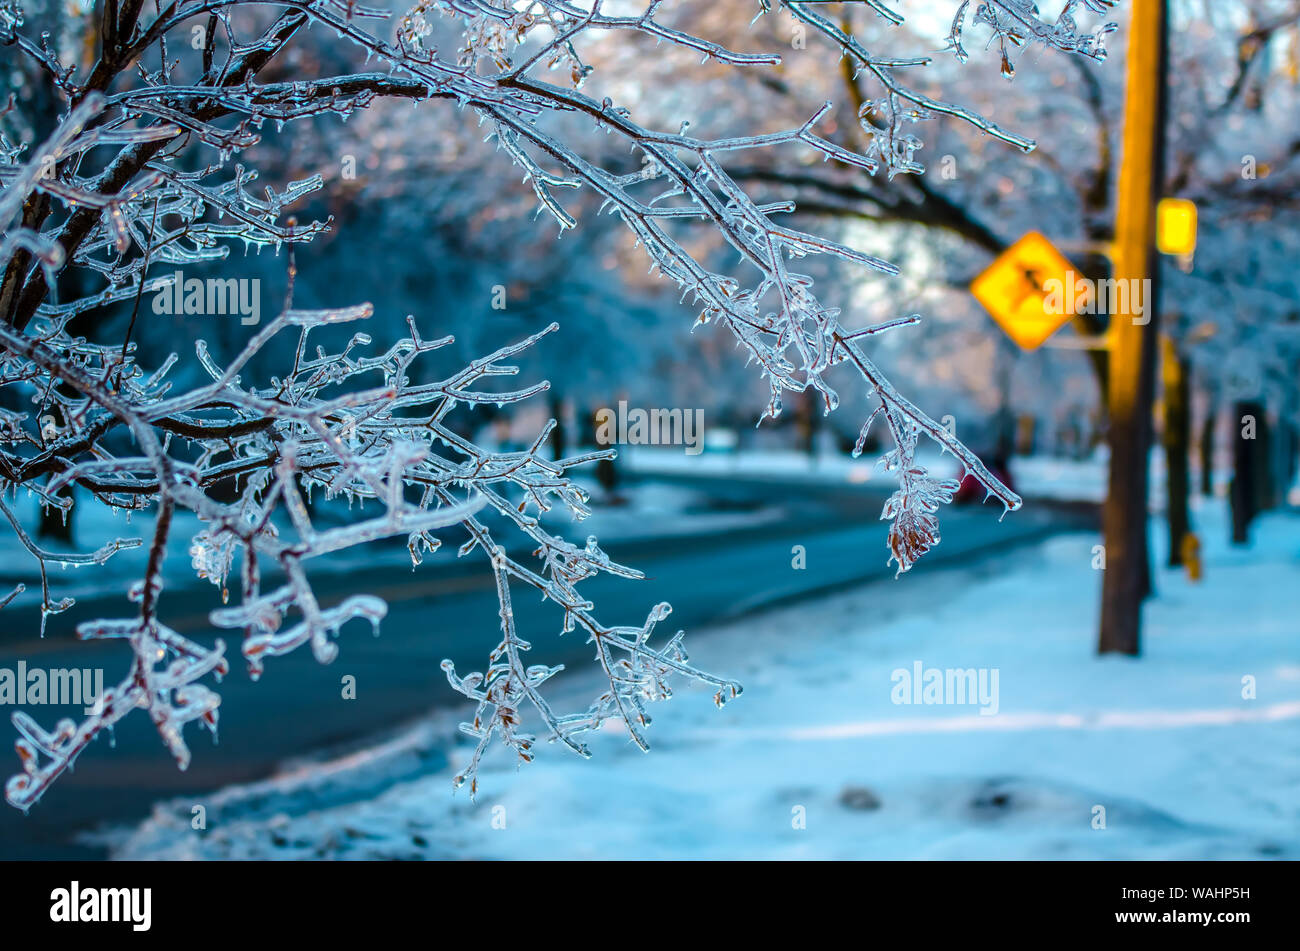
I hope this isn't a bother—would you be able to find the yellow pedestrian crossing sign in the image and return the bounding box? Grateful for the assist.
[970,231,1081,351]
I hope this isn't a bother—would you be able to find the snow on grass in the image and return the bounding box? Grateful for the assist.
[625,444,1113,502]
[625,444,1238,510]
[622,444,897,486]
[103,501,1300,859]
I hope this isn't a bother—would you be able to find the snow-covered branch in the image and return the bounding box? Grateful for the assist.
[0,0,1118,805]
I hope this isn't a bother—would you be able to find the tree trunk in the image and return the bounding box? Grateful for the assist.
[1285,421,1300,501]
[796,389,817,456]
[549,394,567,462]
[1198,402,1217,497]
[1230,401,1263,545]
[1256,409,1275,512]
[1161,336,1191,567]
[592,404,619,496]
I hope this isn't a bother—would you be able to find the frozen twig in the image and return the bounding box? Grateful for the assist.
[0,0,1116,803]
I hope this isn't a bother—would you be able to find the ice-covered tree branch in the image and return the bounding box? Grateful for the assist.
[0,0,1119,806]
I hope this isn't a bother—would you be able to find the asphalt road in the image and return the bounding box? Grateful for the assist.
[0,474,1097,858]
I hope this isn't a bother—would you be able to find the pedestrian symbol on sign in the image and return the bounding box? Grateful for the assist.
[970,231,1081,351]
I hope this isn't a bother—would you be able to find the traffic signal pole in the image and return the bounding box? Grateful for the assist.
[1099,0,1169,655]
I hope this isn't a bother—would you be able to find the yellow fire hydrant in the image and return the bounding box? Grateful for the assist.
[1181,532,1202,583]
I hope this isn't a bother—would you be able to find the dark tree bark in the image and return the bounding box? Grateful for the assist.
[796,389,816,456]
[549,394,567,462]
[1199,402,1217,497]
[1257,410,1276,512]
[1161,336,1192,567]
[1285,421,1300,500]
[1230,401,1264,545]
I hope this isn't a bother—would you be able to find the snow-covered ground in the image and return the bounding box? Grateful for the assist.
[624,444,1283,508]
[101,499,1300,860]
[622,444,891,485]
[625,444,1134,503]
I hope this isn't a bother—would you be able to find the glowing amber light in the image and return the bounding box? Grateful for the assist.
[1157,199,1198,256]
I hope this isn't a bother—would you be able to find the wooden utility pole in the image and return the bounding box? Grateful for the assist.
[1099,0,1169,655]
